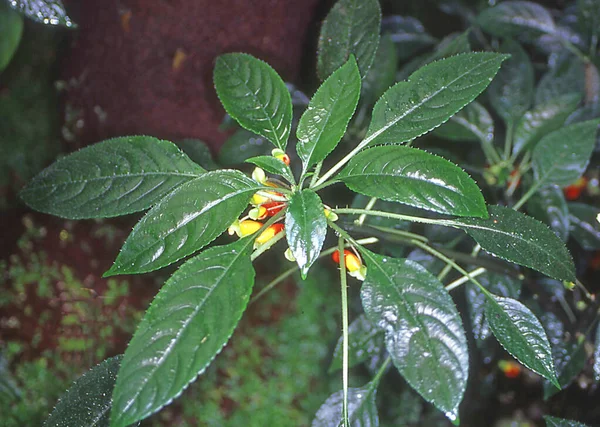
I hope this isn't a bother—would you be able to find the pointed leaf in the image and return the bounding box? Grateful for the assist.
[433,101,494,144]
[366,52,508,146]
[361,35,398,105]
[0,1,23,72]
[381,15,436,61]
[455,205,576,282]
[9,0,76,27]
[245,156,295,184]
[175,139,219,171]
[317,0,381,80]
[285,190,327,277]
[110,239,255,427]
[477,1,556,38]
[44,356,123,427]
[297,57,361,170]
[535,55,584,105]
[533,120,599,186]
[568,202,600,250]
[485,296,559,386]
[544,416,589,427]
[360,252,468,422]
[214,53,292,150]
[338,145,488,217]
[105,170,261,276]
[487,39,533,125]
[20,136,206,219]
[329,314,384,373]
[312,383,379,427]
[527,185,570,242]
[543,338,586,399]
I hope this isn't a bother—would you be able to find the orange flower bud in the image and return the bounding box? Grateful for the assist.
[251,192,271,206]
[255,223,285,244]
[262,201,285,216]
[249,206,268,220]
[498,360,521,378]
[239,219,263,237]
[563,177,588,201]
[272,148,291,166]
[332,249,362,272]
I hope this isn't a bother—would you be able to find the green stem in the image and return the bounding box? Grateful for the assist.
[437,263,454,282]
[338,235,350,427]
[309,162,323,188]
[512,180,543,211]
[445,267,486,291]
[335,208,457,228]
[368,225,429,243]
[503,121,514,161]
[559,37,590,64]
[250,232,285,261]
[357,197,378,226]
[372,356,392,385]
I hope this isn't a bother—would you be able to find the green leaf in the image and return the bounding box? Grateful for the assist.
[245,156,295,184]
[285,190,327,278]
[20,136,206,219]
[44,356,123,427]
[485,296,559,387]
[360,251,468,422]
[532,120,599,186]
[466,272,521,346]
[175,139,219,170]
[317,0,381,80]
[568,202,600,250]
[110,239,255,427]
[338,145,488,218]
[527,185,570,242]
[487,39,533,125]
[9,0,76,27]
[297,57,361,170]
[329,314,384,373]
[543,338,586,399]
[366,52,508,146]
[477,1,556,38]
[381,15,437,61]
[0,1,23,72]
[105,170,261,276]
[578,0,600,34]
[428,31,471,62]
[312,382,379,427]
[218,129,271,166]
[512,94,582,157]
[361,35,398,105]
[433,101,494,144]
[535,55,585,106]
[455,205,575,282]
[594,324,600,381]
[214,53,292,150]
[544,415,589,427]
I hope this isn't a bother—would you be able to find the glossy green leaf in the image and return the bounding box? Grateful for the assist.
[44,356,123,427]
[485,296,559,387]
[285,190,327,278]
[366,53,508,146]
[214,53,292,150]
[527,185,570,242]
[361,35,398,105]
[329,314,384,373]
[487,39,533,125]
[245,156,295,184]
[297,57,361,170]
[218,129,271,166]
[532,120,599,186]
[20,136,206,219]
[105,170,261,276]
[312,382,379,427]
[0,1,23,72]
[175,139,219,171]
[477,1,556,38]
[455,205,576,282]
[594,324,600,381]
[535,55,584,106]
[338,145,488,218]
[381,15,437,61]
[110,239,255,427]
[544,415,589,427]
[9,0,76,27]
[512,93,581,157]
[568,202,600,250]
[433,101,494,144]
[543,338,586,399]
[466,272,521,346]
[360,251,468,422]
[317,0,381,80]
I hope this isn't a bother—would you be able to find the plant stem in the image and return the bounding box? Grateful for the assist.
[250,232,285,261]
[368,225,430,243]
[512,180,543,211]
[503,121,514,161]
[338,235,350,427]
[309,162,323,188]
[445,267,486,291]
[335,208,457,228]
[357,197,378,226]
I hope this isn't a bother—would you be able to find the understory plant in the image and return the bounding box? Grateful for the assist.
[17,0,600,426]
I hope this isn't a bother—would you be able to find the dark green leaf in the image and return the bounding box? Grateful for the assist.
[44,356,123,427]
[9,0,76,27]
[245,156,295,184]
[361,35,397,106]
[175,139,219,170]
[0,1,23,72]
[407,249,446,276]
[218,129,271,166]
[297,57,361,170]
[455,205,576,282]
[338,145,488,218]
[485,296,559,387]
[428,31,471,62]
[487,39,533,125]
[366,53,508,146]
[360,251,468,422]
[20,136,206,219]
[214,53,292,150]
[317,0,381,80]
[543,338,586,399]
[329,314,384,373]
[105,170,261,276]
[381,15,437,61]
[433,101,494,144]
[535,55,585,105]
[477,1,556,38]
[466,272,521,346]
[512,93,581,156]
[544,415,589,427]
[578,0,600,34]
[532,120,599,186]
[594,324,600,381]
[285,190,327,278]
[568,202,600,250]
[527,185,570,242]
[312,382,379,427]
[110,239,255,427]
